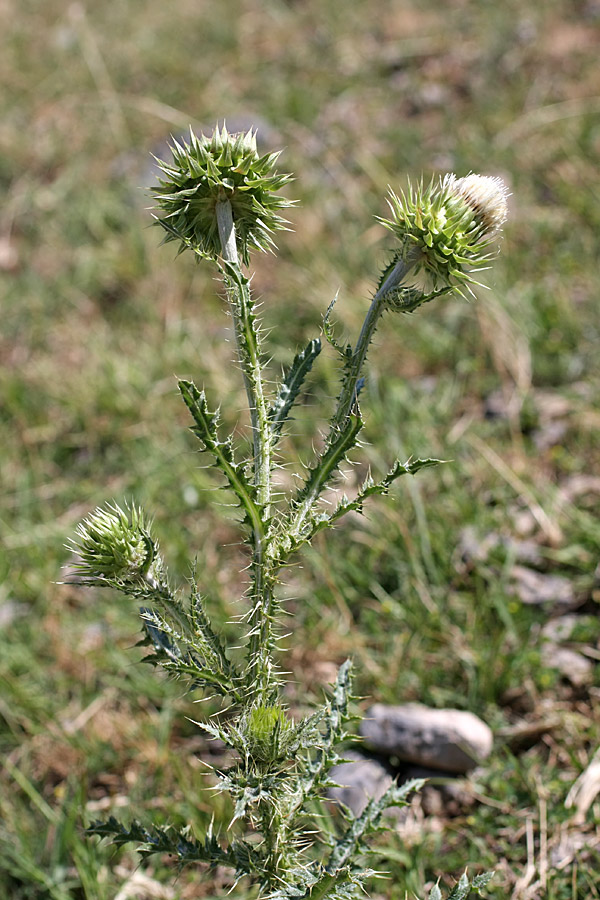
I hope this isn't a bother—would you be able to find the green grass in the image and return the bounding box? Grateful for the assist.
[2,0,600,896]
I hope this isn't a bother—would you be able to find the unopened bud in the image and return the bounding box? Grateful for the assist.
[68,502,162,588]
[151,124,295,266]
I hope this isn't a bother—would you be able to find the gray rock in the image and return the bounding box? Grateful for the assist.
[360,704,493,774]
[328,751,395,816]
[540,644,593,687]
[509,565,576,610]
[541,614,581,643]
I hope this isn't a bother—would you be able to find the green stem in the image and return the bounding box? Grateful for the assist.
[286,255,415,544]
[215,199,275,700]
[332,255,413,430]
[260,804,283,890]
[215,200,260,471]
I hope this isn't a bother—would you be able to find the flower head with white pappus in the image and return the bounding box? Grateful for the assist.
[379,173,509,295]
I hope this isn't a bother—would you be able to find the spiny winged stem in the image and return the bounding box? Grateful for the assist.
[332,254,415,429]
[215,197,266,482]
[215,197,276,700]
[286,254,415,543]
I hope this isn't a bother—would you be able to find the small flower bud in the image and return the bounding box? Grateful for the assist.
[68,502,163,588]
[151,125,295,265]
[379,172,509,294]
[244,704,291,763]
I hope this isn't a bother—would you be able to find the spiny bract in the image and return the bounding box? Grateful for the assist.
[380,173,509,294]
[151,124,295,265]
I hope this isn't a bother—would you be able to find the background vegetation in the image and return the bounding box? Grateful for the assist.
[1,0,599,897]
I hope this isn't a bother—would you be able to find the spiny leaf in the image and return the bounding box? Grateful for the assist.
[273,456,442,561]
[140,607,182,664]
[330,659,354,733]
[179,379,263,536]
[266,863,374,900]
[326,778,425,874]
[282,661,356,825]
[312,456,445,534]
[287,707,328,751]
[269,338,322,440]
[471,872,495,891]
[323,292,352,360]
[193,718,233,746]
[446,873,471,900]
[189,581,233,676]
[446,871,494,899]
[140,608,240,699]
[87,817,263,878]
[284,413,364,550]
[86,817,236,867]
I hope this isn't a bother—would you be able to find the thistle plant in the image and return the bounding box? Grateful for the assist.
[70,125,508,899]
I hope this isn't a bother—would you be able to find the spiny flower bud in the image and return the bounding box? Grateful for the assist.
[68,502,162,588]
[379,172,509,294]
[151,124,295,266]
[244,704,292,763]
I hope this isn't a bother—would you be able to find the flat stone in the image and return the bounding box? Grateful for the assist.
[328,751,395,816]
[540,644,593,687]
[541,614,581,643]
[360,704,493,774]
[510,565,576,609]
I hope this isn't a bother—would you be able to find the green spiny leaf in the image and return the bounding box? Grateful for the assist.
[269,338,322,440]
[295,456,445,548]
[140,607,182,663]
[284,413,364,550]
[288,707,328,751]
[189,580,234,676]
[446,872,471,900]
[471,872,494,891]
[139,608,240,699]
[266,866,367,900]
[326,778,425,874]
[86,817,238,868]
[323,292,352,360]
[179,379,263,536]
[283,661,355,820]
[444,871,494,899]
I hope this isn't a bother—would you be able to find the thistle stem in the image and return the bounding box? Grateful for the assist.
[284,255,415,545]
[215,199,275,700]
[216,198,238,262]
[215,199,271,509]
[332,255,413,429]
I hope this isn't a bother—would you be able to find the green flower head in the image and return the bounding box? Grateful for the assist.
[380,173,509,293]
[151,124,295,265]
[244,704,292,763]
[68,502,161,587]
